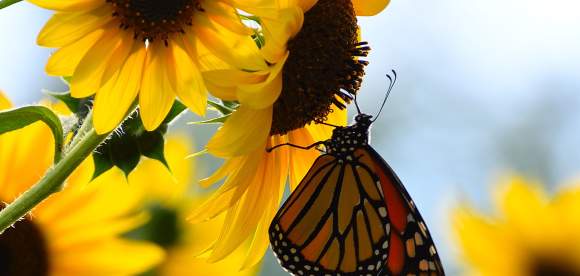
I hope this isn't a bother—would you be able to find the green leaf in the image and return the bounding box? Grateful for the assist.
[43,90,81,113]
[91,100,188,179]
[92,150,114,180]
[60,76,72,85]
[189,115,230,125]
[0,0,23,9]
[0,106,64,162]
[162,100,187,125]
[207,100,234,115]
[252,29,266,49]
[221,100,239,110]
[137,131,168,168]
[240,14,261,24]
[186,149,208,159]
[110,134,141,177]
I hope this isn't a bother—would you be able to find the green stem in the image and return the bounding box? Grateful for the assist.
[67,111,98,151]
[0,0,22,9]
[0,111,108,233]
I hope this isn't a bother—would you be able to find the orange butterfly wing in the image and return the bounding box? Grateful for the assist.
[269,143,444,276]
[270,154,391,275]
[358,147,444,276]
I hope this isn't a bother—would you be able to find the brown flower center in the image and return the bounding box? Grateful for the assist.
[0,205,49,276]
[270,0,369,135]
[107,0,203,43]
[532,257,580,276]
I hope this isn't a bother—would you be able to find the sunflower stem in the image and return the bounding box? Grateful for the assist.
[67,110,98,151]
[0,111,108,233]
[0,0,22,9]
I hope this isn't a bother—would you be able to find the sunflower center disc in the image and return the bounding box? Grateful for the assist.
[270,0,369,135]
[0,205,49,276]
[107,0,202,43]
[126,204,182,249]
[532,258,580,276]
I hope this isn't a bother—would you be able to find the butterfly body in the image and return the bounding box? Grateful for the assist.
[269,114,444,276]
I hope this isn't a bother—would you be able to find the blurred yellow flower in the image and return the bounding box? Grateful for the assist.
[124,136,258,275]
[453,175,580,276]
[30,0,269,133]
[0,92,164,275]
[191,0,390,268]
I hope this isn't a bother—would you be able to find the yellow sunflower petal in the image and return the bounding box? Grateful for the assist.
[204,1,254,35]
[203,70,269,87]
[199,157,244,188]
[283,0,314,11]
[304,103,347,142]
[191,152,263,222]
[93,42,146,134]
[495,176,547,240]
[0,90,11,109]
[193,14,267,71]
[202,68,269,100]
[206,82,237,101]
[553,186,580,235]
[28,0,104,12]
[70,28,125,98]
[208,157,268,261]
[351,0,391,16]
[47,214,147,250]
[235,0,300,16]
[37,5,112,47]
[196,40,232,71]
[260,7,303,63]
[287,128,318,190]
[0,122,54,202]
[241,210,274,270]
[236,52,287,109]
[208,138,289,265]
[46,28,104,76]
[241,137,288,269]
[453,207,523,276]
[51,240,164,275]
[139,45,176,131]
[206,106,272,157]
[167,38,208,116]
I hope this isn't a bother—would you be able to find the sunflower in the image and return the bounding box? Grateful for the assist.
[30,0,270,134]
[453,175,580,276]
[0,92,164,275]
[190,0,391,267]
[121,136,257,275]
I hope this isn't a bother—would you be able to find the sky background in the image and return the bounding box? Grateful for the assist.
[2,1,580,275]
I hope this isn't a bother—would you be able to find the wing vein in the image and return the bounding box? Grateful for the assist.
[285,162,339,234]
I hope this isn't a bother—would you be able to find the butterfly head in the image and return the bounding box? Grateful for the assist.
[354,113,373,128]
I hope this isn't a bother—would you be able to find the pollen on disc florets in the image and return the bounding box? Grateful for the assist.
[107,0,203,44]
[270,0,369,135]
[0,205,48,275]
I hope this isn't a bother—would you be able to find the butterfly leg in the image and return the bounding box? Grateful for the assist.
[266,141,326,153]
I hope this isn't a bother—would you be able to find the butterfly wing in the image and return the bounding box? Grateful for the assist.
[269,154,391,275]
[357,146,445,276]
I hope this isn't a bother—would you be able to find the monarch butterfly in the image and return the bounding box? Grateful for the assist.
[267,71,444,276]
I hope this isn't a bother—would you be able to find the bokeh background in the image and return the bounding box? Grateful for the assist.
[2,0,580,274]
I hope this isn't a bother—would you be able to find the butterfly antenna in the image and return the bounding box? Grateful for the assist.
[372,70,397,122]
[353,93,362,115]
